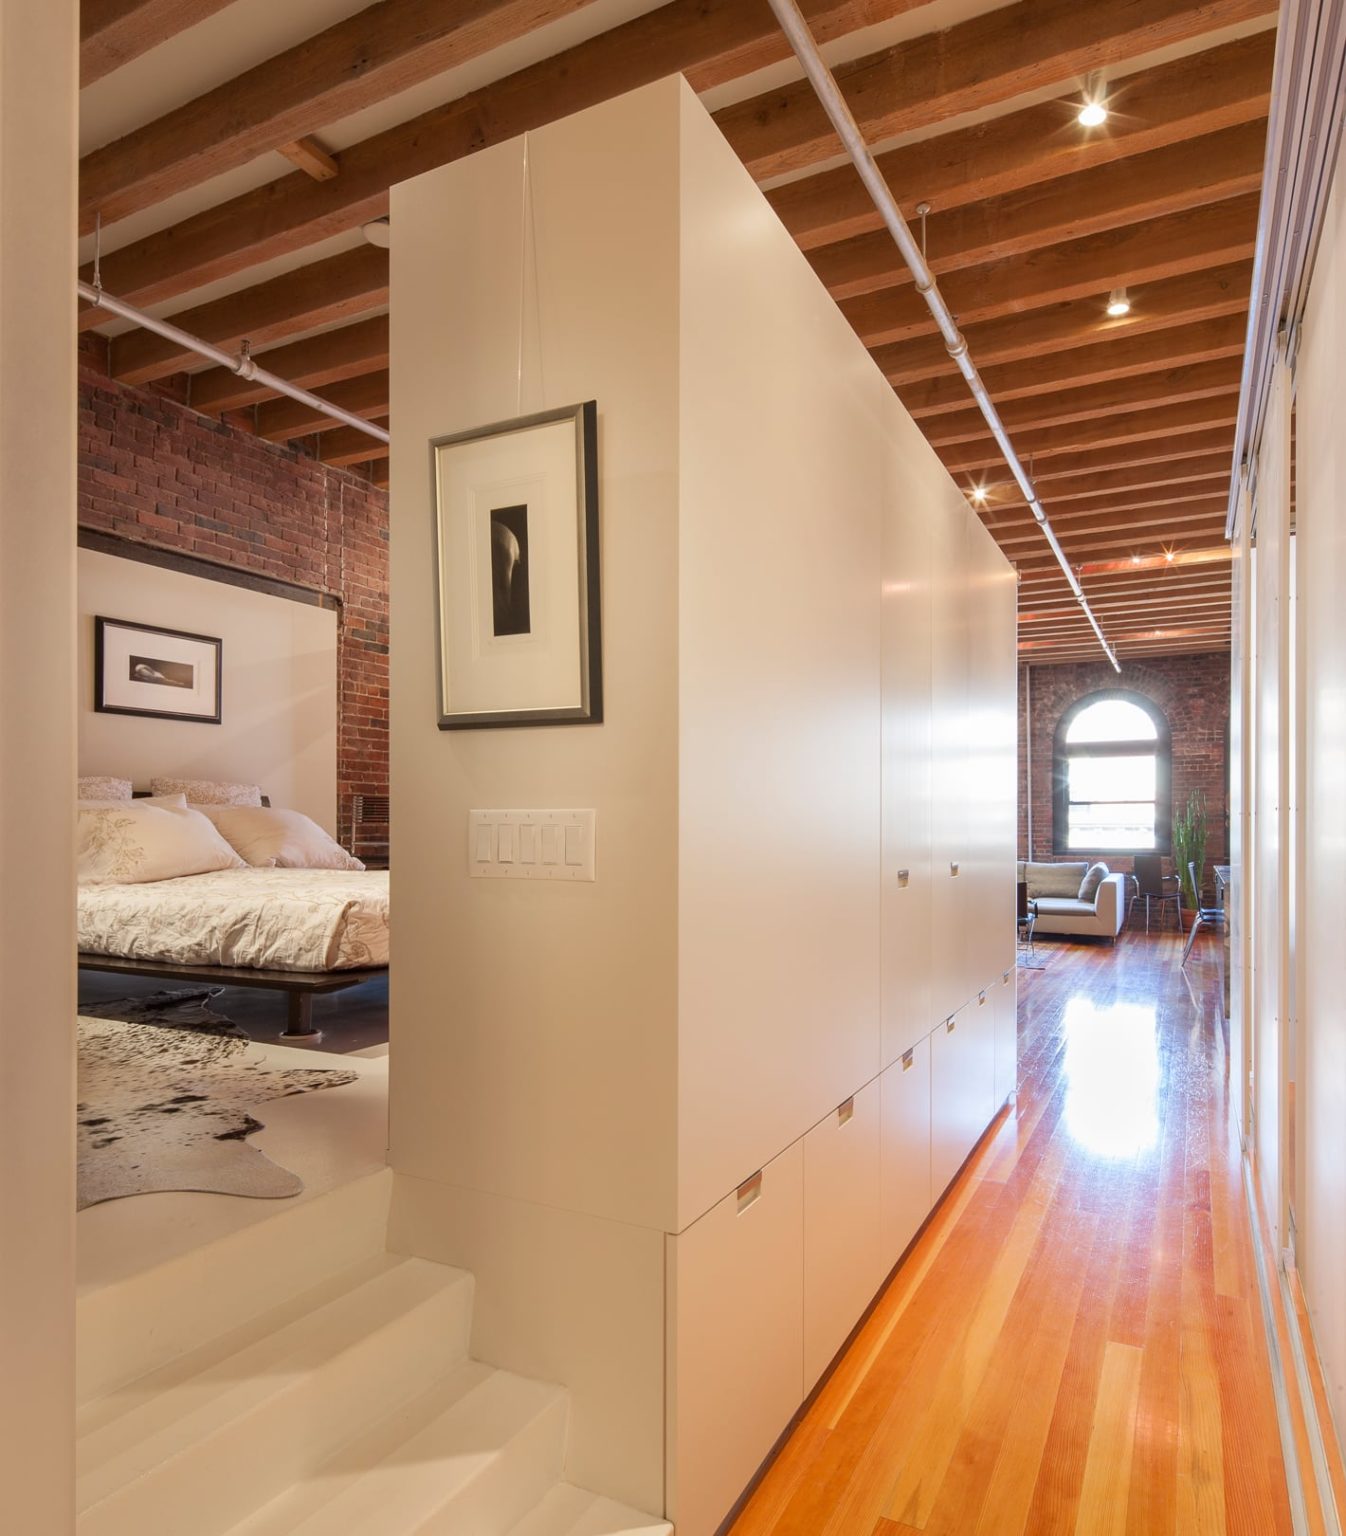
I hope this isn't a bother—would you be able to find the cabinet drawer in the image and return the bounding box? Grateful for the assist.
[881,1036,932,1264]
[803,1080,883,1391]
[930,997,995,1197]
[667,1140,803,1536]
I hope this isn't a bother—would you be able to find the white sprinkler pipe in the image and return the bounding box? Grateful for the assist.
[78,281,390,446]
[761,0,1119,671]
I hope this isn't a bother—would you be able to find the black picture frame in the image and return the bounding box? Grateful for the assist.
[430,400,602,730]
[94,616,223,724]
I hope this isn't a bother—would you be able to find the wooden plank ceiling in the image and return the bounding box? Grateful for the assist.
[79,0,1278,664]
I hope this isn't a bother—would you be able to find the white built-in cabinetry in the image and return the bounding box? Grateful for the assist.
[667,492,1018,1536]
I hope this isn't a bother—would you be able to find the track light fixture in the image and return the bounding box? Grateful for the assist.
[1078,74,1108,127]
[1106,287,1131,318]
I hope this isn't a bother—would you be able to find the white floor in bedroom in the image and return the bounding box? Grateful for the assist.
[77,1038,389,1299]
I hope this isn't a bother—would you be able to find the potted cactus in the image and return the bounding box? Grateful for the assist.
[1171,790,1208,917]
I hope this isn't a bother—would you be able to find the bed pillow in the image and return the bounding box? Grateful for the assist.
[78,775,132,801]
[149,776,263,807]
[200,806,365,871]
[78,800,245,885]
[1078,862,1110,902]
[78,792,188,809]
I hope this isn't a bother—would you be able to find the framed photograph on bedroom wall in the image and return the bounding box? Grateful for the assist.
[430,400,602,729]
[94,616,222,724]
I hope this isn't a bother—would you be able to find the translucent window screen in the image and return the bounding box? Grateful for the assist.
[1066,805,1157,850]
[1065,697,1158,744]
[1068,754,1156,803]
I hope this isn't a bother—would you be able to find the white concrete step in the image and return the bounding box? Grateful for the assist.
[76,1253,474,1536]
[505,1484,673,1536]
[78,1165,393,1404]
[224,1363,567,1535]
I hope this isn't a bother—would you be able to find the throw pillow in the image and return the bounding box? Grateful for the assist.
[78,775,132,801]
[78,801,245,884]
[149,776,263,807]
[1078,862,1109,902]
[200,806,365,871]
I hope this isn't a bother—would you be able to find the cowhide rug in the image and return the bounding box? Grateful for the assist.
[77,991,358,1210]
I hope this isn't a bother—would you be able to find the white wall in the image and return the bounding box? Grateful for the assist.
[0,0,77,1527]
[78,548,339,828]
[1295,149,1346,1454]
[388,76,1016,1524]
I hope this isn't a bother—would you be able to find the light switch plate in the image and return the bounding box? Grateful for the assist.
[468,809,596,880]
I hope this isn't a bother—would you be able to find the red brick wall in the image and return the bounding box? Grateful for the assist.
[1019,651,1230,884]
[77,338,388,844]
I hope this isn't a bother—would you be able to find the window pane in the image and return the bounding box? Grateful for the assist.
[1065,698,1158,744]
[1068,754,1156,802]
[1067,803,1156,850]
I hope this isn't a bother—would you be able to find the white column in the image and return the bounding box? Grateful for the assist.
[0,1,77,1527]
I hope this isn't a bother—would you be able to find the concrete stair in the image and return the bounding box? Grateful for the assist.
[75,1175,668,1536]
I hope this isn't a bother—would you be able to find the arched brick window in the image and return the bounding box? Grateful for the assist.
[1053,690,1172,855]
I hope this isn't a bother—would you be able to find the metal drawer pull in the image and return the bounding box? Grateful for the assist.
[1003,970,1011,984]
[897,868,910,887]
[736,1172,763,1213]
[837,1096,855,1125]
[978,990,987,1005]
[950,860,960,876]
[946,1016,957,1033]
[901,1048,915,1072]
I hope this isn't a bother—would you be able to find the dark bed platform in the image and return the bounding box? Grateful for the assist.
[77,953,387,1042]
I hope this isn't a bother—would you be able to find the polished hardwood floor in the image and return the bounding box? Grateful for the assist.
[730,928,1293,1536]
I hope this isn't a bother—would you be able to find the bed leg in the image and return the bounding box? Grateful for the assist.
[282,993,322,1043]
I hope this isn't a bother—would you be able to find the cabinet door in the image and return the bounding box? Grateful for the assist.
[929,499,968,1022]
[803,1079,883,1391]
[667,1141,804,1536]
[994,965,1018,1108]
[880,1037,932,1264]
[882,479,933,1066]
[930,999,995,1198]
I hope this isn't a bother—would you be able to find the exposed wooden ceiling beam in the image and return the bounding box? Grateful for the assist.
[81,0,238,87]
[975,452,1234,505]
[189,315,390,413]
[951,428,1237,485]
[989,483,1231,527]
[903,313,1249,418]
[877,261,1253,383]
[255,370,390,442]
[845,193,1260,348]
[939,393,1240,471]
[923,357,1244,446]
[989,497,1230,542]
[109,246,388,385]
[319,418,391,466]
[78,0,931,311]
[715,0,1275,179]
[814,121,1265,303]
[768,30,1274,252]
[79,0,611,231]
[1021,593,1232,622]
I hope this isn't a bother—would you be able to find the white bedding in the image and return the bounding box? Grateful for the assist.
[78,868,389,972]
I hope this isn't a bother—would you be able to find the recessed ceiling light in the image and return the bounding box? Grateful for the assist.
[1106,287,1131,317]
[1078,97,1108,128]
[970,484,988,506]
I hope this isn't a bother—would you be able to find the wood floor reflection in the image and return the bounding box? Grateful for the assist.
[729,929,1292,1536]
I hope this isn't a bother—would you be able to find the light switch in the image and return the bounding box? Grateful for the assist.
[468,810,595,881]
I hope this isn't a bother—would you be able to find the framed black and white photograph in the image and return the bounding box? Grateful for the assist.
[431,400,601,729]
[94,616,222,724]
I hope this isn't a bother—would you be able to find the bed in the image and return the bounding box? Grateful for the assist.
[78,867,388,1039]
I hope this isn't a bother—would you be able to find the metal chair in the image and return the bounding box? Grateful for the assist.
[1181,860,1224,965]
[1130,853,1183,932]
